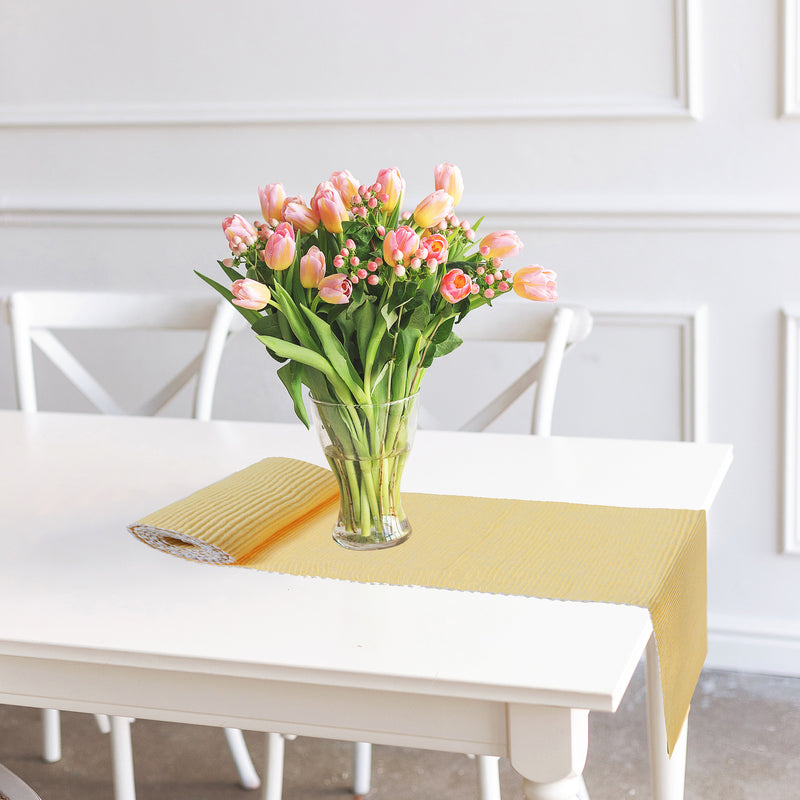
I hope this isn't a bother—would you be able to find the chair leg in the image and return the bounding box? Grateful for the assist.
[41,708,61,763]
[110,716,136,800]
[263,732,285,800]
[477,755,501,800]
[224,727,260,789]
[353,741,372,799]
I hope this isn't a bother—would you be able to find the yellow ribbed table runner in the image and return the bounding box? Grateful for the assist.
[129,457,707,755]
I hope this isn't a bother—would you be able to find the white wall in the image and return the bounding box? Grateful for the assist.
[2,0,800,675]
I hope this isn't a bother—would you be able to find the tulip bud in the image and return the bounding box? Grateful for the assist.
[257,184,286,224]
[374,167,405,213]
[434,162,464,206]
[222,214,257,253]
[317,274,352,304]
[439,268,473,303]
[382,225,421,267]
[330,170,361,209]
[479,230,523,260]
[231,278,271,310]
[282,196,319,234]
[263,222,296,271]
[512,266,558,301]
[299,245,326,289]
[311,181,350,233]
[413,189,455,229]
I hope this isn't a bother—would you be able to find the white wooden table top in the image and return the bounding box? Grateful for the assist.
[0,411,732,714]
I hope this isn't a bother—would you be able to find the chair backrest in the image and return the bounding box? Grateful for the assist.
[423,302,592,436]
[0,764,43,800]
[5,291,243,421]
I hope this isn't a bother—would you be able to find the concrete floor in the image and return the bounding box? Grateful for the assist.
[1,666,799,800]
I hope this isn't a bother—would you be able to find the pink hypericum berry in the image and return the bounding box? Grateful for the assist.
[340,247,349,257]
[380,193,389,203]
[494,270,503,280]
[460,220,470,230]
[401,211,411,220]
[350,256,360,267]
[484,288,495,299]
[359,185,369,196]
[333,255,344,268]
[416,247,428,259]
[368,274,379,285]
[346,238,355,249]
[359,207,369,217]
[351,275,359,284]
[375,257,383,265]
[367,261,377,272]
[477,266,485,275]
[368,197,378,208]
[410,258,421,270]
[466,230,476,241]
[426,259,438,270]
[395,265,406,277]
[498,281,509,292]
[503,270,512,279]
[450,215,460,227]
[372,182,382,193]
[351,194,361,206]
[480,245,490,256]
[357,268,367,279]
[485,274,495,285]
[377,226,386,237]
[470,283,480,294]
[437,220,447,230]
[493,258,503,268]
[393,249,403,262]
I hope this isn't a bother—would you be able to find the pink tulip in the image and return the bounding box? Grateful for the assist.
[282,196,319,234]
[257,184,286,224]
[434,162,464,206]
[311,181,350,233]
[374,167,405,212]
[413,189,454,229]
[300,245,326,288]
[263,222,296,271]
[222,214,257,253]
[231,278,271,310]
[421,233,449,265]
[480,230,523,260]
[330,170,361,208]
[317,273,352,304]
[513,266,558,301]
[439,268,473,303]
[382,225,421,267]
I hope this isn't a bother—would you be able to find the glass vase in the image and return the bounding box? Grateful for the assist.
[309,394,418,550]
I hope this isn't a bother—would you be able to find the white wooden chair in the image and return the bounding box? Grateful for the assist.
[263,302,594,800]
[4,290,257,800]
[0,764,43,800]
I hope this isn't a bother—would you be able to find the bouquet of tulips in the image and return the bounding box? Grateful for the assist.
[198,163,557,425]
[198,164,557,547]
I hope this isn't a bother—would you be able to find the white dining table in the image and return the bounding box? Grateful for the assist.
[0,410,732,800]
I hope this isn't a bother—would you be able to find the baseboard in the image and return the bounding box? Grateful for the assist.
[707,617,800,677]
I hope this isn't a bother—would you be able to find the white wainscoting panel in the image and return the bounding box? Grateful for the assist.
[782,0,800,117]
[782,308,800,553]
[0,0,700,125]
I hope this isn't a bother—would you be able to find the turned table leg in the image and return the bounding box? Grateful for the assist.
[508,704,589,800]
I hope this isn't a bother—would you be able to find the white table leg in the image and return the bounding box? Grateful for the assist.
[224,727,261,789]
[263,732,285,800]
[110,716,136,800]
[353,741,372,799]
[508,704,589,800]
[41,708,61,763]
[477,755,502,800]
[646,636,688,800]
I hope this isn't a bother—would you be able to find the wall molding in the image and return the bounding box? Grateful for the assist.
[708,614,800,676]
[0,1,701,126]
[587,305,708,443]
[782,308,800,553]
[9,195,800,233]
[782,0,800,117]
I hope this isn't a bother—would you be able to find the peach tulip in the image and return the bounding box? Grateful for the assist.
[330,170,361,208]
[374,167,405,213]
[222,214,257,253]
[311,181,350,233]
[421,233,448,264]
[434,162,464,206]
[263,222,296,271]
[317,273,352,304]
[382,225,421,267]
[231,278,271,310]
[480,230,523,259]
[282,196,319,234]
[439,268,473,303]
[513,266,558,301]
[257,184,286,224]
[300,246,326,288]
[413,189,454,229]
